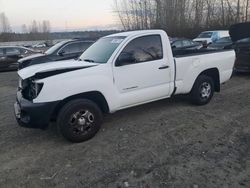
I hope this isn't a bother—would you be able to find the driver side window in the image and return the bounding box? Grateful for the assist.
[116,35,163,66]
[6,48,20,55]
[59,42,80,55]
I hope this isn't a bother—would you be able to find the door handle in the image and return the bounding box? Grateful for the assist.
[158,65,169,70]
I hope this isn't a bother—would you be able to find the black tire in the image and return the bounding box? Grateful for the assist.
[57,99,103,143]
[190,75,214,105]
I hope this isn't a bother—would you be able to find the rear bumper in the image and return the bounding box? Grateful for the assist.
[14,91,59,129]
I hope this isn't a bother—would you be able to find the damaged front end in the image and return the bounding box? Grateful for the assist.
[14,77,58,129]
[14,60,99,129]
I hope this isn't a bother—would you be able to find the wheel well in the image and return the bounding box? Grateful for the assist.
[198,68,220,92]
[51,91,110,120]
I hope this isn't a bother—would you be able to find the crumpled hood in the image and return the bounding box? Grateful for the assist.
[18,53,45,62]
[229,22,250,42]
[18,59,98,80]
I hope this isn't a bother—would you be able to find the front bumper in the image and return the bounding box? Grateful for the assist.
[14,91,59,129]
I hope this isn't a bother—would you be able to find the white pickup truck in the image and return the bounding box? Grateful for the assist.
[15,30,235,142]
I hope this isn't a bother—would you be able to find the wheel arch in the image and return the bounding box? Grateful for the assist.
[195,68,220,92]
[51,91,110,120]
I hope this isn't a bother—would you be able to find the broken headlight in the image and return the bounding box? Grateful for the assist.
[22,80,43,100]
[29,81,44,99]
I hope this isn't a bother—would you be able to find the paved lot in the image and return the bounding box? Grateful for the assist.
[0,71,250,188]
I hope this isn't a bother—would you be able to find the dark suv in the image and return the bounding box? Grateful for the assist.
[230,22,250,72]
[234,38,250,72]
[18,39,94,69]
[0,46,37,71]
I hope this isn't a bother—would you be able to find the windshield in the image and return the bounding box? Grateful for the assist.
[79,36,126,63]
[197,32,213,38]
[45,41,68,54]
[215,37,232,43]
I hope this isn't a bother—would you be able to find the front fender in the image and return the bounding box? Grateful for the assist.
[33,67,119,112]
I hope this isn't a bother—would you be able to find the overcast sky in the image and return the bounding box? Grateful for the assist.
[0,0,119,32]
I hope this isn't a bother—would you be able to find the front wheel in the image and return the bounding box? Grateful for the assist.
[190,75,215,105]
[57,99,103,143]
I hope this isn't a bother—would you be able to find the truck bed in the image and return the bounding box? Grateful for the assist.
[174,49,235,95]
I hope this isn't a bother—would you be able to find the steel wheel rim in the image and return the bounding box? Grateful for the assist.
[69,109,95,135]
[200,82,211,99]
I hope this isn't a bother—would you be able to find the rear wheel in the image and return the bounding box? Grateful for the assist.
[190,75,214,105]
[57,99,103,143]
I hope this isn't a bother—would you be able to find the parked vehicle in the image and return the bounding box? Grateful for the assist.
[170,38,203,51]
[14,30,235,142]
[193,30,229,47]
[207,37,233,50]
[32,42,48,48]
[18,39,94,69]
[230,22,250,72]
[0,46,37,71]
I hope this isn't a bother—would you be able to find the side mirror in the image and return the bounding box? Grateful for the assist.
[58,50,65,56]
[171,45,176,49]
[116,52,136,66]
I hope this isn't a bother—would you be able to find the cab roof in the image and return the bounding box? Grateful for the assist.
[105,29,166,38]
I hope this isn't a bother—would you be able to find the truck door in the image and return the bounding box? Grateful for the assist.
[113,34,171,108]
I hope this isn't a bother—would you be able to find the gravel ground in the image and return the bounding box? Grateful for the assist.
[0,71,249,188]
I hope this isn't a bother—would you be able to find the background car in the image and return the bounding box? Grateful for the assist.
[193,30,229,47]
[170,38,203,51]
[32,43,48,48]
[0,46,37,71]
[207,37,233,50]
[18,39,94,69]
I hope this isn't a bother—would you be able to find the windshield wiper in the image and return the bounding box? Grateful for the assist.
[83,59,95,63]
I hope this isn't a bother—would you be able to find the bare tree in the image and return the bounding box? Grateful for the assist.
[236,0,241,22]
[246,0,249,21]
[21,24,28,33]
[30,20,39,33]
[42,20,51,33]
[0,12,12,33]
[42,20,51,41]
[114,0,250,37]
[114,0,157,30]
